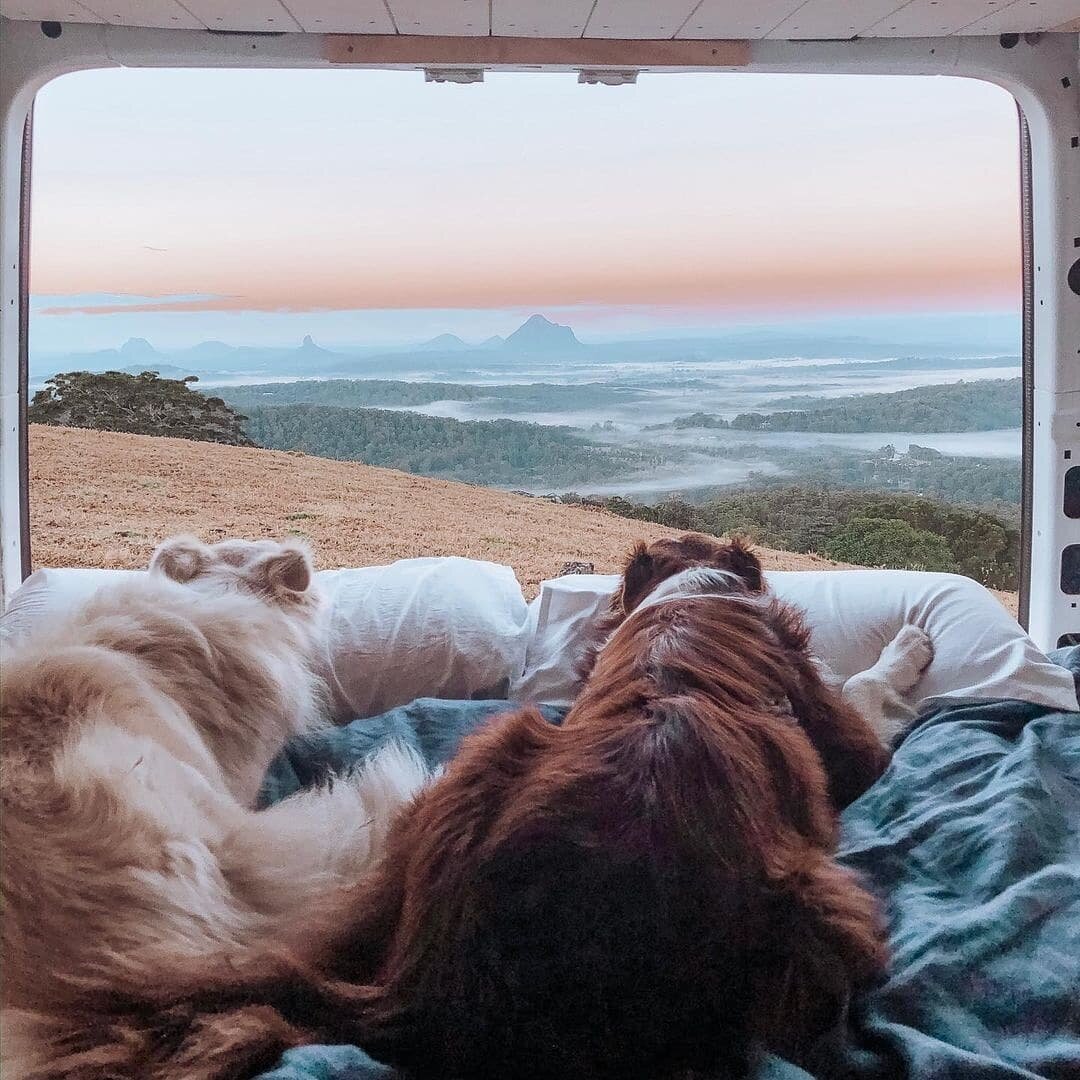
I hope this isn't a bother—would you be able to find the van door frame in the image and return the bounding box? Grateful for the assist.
[1,19,1076,648]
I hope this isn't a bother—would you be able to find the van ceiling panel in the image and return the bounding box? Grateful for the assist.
[582,0,698,39]
[867,0,1025,37]
[764,0,907,39]
[288,0,395,34]
[181,0,300,31]
[492,0,593,37]
[73,0,202,28]
[1,0,1079,37]
[963,0,1080,33]
[0,0,101,20]
[389,0,488,36]
[675,1,805,39]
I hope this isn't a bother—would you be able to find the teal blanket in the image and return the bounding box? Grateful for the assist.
[257,689,1080,1080]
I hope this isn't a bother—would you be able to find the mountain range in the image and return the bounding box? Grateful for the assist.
[29,311,1019,385]
[30,314,584,381]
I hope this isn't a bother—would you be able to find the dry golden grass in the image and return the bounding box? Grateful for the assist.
[29,424,1017,614]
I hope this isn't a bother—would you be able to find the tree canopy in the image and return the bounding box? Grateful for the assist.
[664,378,1021,434]
[242,403,660,487]
[567,486,1019,590]
[29,370,254,446]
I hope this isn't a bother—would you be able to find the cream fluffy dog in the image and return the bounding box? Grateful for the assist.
[0,536,427,1079]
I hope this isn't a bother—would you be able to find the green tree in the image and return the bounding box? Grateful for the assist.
[29,370,254,446]
[576,486,1019,590]
[820,517,956,572]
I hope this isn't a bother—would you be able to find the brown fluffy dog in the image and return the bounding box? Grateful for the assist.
[323,536,889,1079]
[582,532,895,810]
[88,535,889,1080]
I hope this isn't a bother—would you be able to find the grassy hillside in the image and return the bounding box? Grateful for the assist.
[29,425,860,598]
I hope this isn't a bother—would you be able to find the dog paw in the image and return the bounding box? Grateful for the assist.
[877,625,934,692]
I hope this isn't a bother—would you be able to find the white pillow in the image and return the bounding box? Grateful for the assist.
[510,573,618,709]
[1,567,142,642]
[317,558,529,720]
[2,559,531,723]
[510,569,1080,715]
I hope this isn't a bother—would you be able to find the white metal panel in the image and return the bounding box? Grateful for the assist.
[960,0,1080,33]
[3,0,1080,34]
[0,0,102,20]
[676,0,804,38]
[767,0,906,39]
[181,0,301,31]
[585,0,698,39]
[492,0,593,37]
[287,0,395,33]
[866,0,1012,36]
[76,0,202,28]
[387,0,488,36]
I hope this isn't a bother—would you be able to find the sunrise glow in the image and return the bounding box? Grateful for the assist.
[30,67,1020,350]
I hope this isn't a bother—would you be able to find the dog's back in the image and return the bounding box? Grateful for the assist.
[322,591,887,1080]
[0,537,434,1080]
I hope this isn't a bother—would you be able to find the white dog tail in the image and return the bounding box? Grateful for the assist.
[220,741,430,926]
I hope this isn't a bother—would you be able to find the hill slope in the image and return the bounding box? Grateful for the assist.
[30,425,859,598]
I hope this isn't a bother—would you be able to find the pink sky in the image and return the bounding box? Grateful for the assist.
[30,67,1020,348]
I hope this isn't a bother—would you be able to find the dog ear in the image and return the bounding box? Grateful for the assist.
[720,535,763,592]
[619,542,656,613]
[258,542,314,599]
[150,535,211,583]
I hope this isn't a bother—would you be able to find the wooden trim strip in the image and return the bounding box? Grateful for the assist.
[323,34,750,68]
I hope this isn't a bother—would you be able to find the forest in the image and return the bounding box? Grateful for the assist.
[220,379,644,413]
[664,378,1020,433]
[745,442,1020,513]
[567,487,1019,590]
[242,403,661,486]
[31,371,1020,515]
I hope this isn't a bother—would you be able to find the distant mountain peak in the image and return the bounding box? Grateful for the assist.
[119,337,159,359]
[504,315,581,352]
[185,339,236,355]
[299,334,329,353]
[418,333,469,352]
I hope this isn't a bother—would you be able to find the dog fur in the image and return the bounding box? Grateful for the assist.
[586,533,933,798]
[0,536,427,1080]
[9,535,901,1080]
[82,536,892,1080]
[307,536,888,1078]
